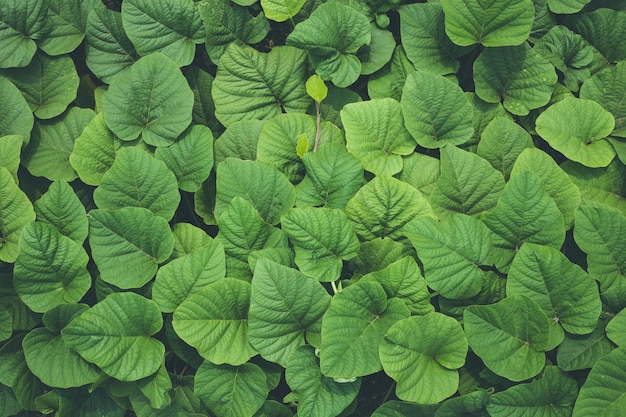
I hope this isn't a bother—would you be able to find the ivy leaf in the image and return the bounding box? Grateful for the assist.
[286,2,371,88]
[440,0,534,47]
[62,292,165,382]
[380,313,468,404]
[0,0,48,68]
[36,0,95,56]
[476,116,533,179]
[580,61,626,137]
[261,0,305,22]
[0,167,36,263]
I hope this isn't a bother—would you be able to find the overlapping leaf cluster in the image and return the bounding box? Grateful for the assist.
[1,0,626,416]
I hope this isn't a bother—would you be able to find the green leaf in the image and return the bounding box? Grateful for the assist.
[195,362,268,417]
[507,243,601,335]
[574,206,626,290]
[342,98,415,176]
[0,334,45,410]
[281,207,359,282]
[464,295,551,381]
[0,305,10,342]
[36,0,95,56]
[536,97,615,168]
[286,345,360,417]
[0,52,79,119]
[562,159,626,215]
[405,214,493,299]
[261,0,305,22]
[0,77,33,139]
[474,43,557,116]
[93,147,180,220]
[88,207,174,289]
[102,53,194,147]
[286,2,371,88]
[121,0,204,66]
[349,238,415,277]
[135,361,172,409]
[346,175,434,241]
[296,142,363,209]
[572,347,626,417]
[0,135,21,183]
[580,61,626,138]
[469,93,511,146]
[548,0,591,13]
[440,0,534,47]
[0,167,36,263]
[439,271,507,320]
[398,153,440,197]
[34,181,88,243]
[565,8,626,63]
[215,158,295,225]
[212,44,309,127]
[173,278,256,365]
[557,318,613,371]
[306,74,328,103]
[483,171,566,272]
[248,259,330,366]
[63,292,164,382]
[0,381,21,416]
[435,391,490,417]
[487,366,578,417]
[0,0,48,68]
[321,281,410,378]
[607,308,626,347]
[153,241,225,313]
[368,46,415,101]
[380,313,468,404]
[371,401,438,417]
[358,24,395,76]
[253,400,293,417]
[214,120,264,164]
[401,71,473,149]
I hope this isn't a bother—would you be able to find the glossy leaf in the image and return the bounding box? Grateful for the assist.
[0,167,36,263]
[34,181,88,243]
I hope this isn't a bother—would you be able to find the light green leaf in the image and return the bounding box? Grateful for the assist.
[580,61,626,137]
[135,361,172,409]
[121,0,204,66]
[286,345,360,417]
[367,46,415,101]
[153,241,225,313]
[195,362,268,417]
[321,281,410,378]
[572,347,626,417]
[380,313,468,404]
[0,167,36,263]
[548,0,591,13]
[306,74,328,103]
[34,181,88,243]
[214,120,264,164]
[401,70,473,148]
[487,366,578,417]
[607,308,626,347]
[483,171,566,272]
[248,259,330,366]
[0,135,21,182]
[261,0,305,22]
[286,2,370,88]
[102,53,194,146]
[0,52,79,119]
[345,175,434,241]
[557,318,613,371]
[565,8,626,63]
[474,43,557,116]
[94,147,180,220]
[173,278,256,365]
[440,0,534,47]
[0,0,48,68]
[170,223,214,260]
[574,206,626,290]
[469,93,511,146]
[536,97,615,168]
[212,44,309,127]
[88,207,174,289]
[405,214,493,299]
[63,292,164,382]
[215,158,295,225]
[464,295,551,381]
[342,98,415,176]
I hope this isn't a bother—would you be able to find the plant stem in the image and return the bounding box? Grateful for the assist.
[382,381,396,404]
[330,280,339,294]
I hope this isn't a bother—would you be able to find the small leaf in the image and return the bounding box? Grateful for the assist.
[306,74,328,103]
[580,61,626,137]
[296,134,308,159]
[0,167,36,263]
[368,46,415,101]
[548,0,591,14]
[261,0,305,23]
[34,181,88,243]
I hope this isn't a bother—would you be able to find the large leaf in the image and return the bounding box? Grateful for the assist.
[562,159,626,215]
[36,0,95,56]
[401,71,473,148]
[580,61,626,138]
[440,0,534,47]
[286,2,370,88]
[248,259,330,366]
[102,53,194,147]
[0,77,33,139]
[62,292,165,381]
[379,313,468,404]
[0,167,36,263]
[88,207,174,289]
[0,0,48,68]
[34,181,88,244]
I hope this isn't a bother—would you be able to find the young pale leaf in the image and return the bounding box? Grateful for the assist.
[88,207,174,289]
[574,206,626,290]
[536,98,615,168]
[102,53,194,146]
[342,98,415,176]
[487,366,578,417]
[212,44,309,127]
[62,292,164,382]
[35,0,95,56]
[572,347,626,417]
[34,181,88,244]
[321,281,410,378]
[93,147,180,221]
[121,0,204,66]
[580,61,626,137]
[248,259,330,366]
[564,8,626,63]
[306,74,328,103]
[286,345,360,417]
[0,78,34,140]
[380,313,468,404]
[557,318,613,371]
[606,308,626,347]
[0,0,48,68]
[261,0,305,22]
[405,214,493,299]
[286,2,371,88]
[464,295,551,381]
[440,0,534,47]
[195,362,268,417]
[13,222,90,313]
[401,71,473,149]
[173,278,256,365]
[477,116,533,179]
[0,167,36,263]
